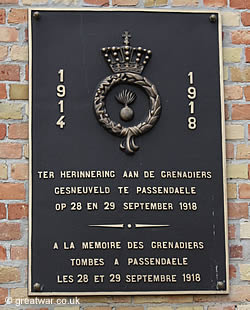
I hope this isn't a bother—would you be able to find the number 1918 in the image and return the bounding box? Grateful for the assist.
[182,273,201,282]
[187,72,197,130]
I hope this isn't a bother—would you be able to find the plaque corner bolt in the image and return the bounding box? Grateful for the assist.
[216,281,225,290]
[209,14,217,23]
[33,282,41,291]
[33,11,40,20]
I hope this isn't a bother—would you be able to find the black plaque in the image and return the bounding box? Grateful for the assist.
[29,9,228,295]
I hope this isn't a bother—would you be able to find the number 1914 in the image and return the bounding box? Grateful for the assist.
[56,69,66,129]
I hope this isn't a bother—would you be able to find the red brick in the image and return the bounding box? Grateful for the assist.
[0,84,6,99]
[0,143,22,159]
[25,28,28,42]
[0,246,6,260]
[0,287,8,304]
[0,124,6,140]
[0,27,18,42]
[204,0,226,5]
[230,245,243,258]
[11,163,28,180]
[0,65,19,81]
[8,203,28,219]
[0,203,6,219]
[8,123,28,139]
[229,224,236,240]
[84,0,108,4]
[25,64,28,81]
[232,31,250,44]
[249,164,250,178]
[239,183,250,198]
[229,264,237,279]
[228,202,248,219]
[0,222,20,240]
[230,0,250,7]
[224,85,243,100]
[8,9,27,24]
[209,307,234,310]
[232,104,250,120]
[26,309,49,310]
[0,183,25,200]
[0,0,17,3]
[246,47,250,62]
[242,12,250,26]
[226,143,234,159]
[225,104,229,120]
[0,9,5,24]
[10,246,27,260]
[244,86,250,100]
[0,47,7,62]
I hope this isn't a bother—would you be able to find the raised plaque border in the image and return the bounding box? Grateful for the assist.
[28,8,229,296]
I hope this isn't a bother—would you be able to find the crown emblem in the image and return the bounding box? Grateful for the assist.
[101,31,152,74]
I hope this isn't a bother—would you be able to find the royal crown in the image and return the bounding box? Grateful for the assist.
[101,32,152,74]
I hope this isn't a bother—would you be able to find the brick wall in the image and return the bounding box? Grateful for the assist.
[0,0,249,309]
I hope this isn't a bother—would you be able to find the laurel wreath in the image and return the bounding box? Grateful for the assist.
[94,72,161,154]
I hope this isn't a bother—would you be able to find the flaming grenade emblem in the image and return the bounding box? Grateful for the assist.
[94,32,161,154]
[116,89,136,122]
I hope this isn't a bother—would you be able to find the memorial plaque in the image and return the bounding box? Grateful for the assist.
[29,9,228,295]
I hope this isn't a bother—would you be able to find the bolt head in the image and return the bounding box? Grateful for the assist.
[33,282,41,291]
[209,14,217,23]
[217,281,225,290]
[33,11,40,20]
